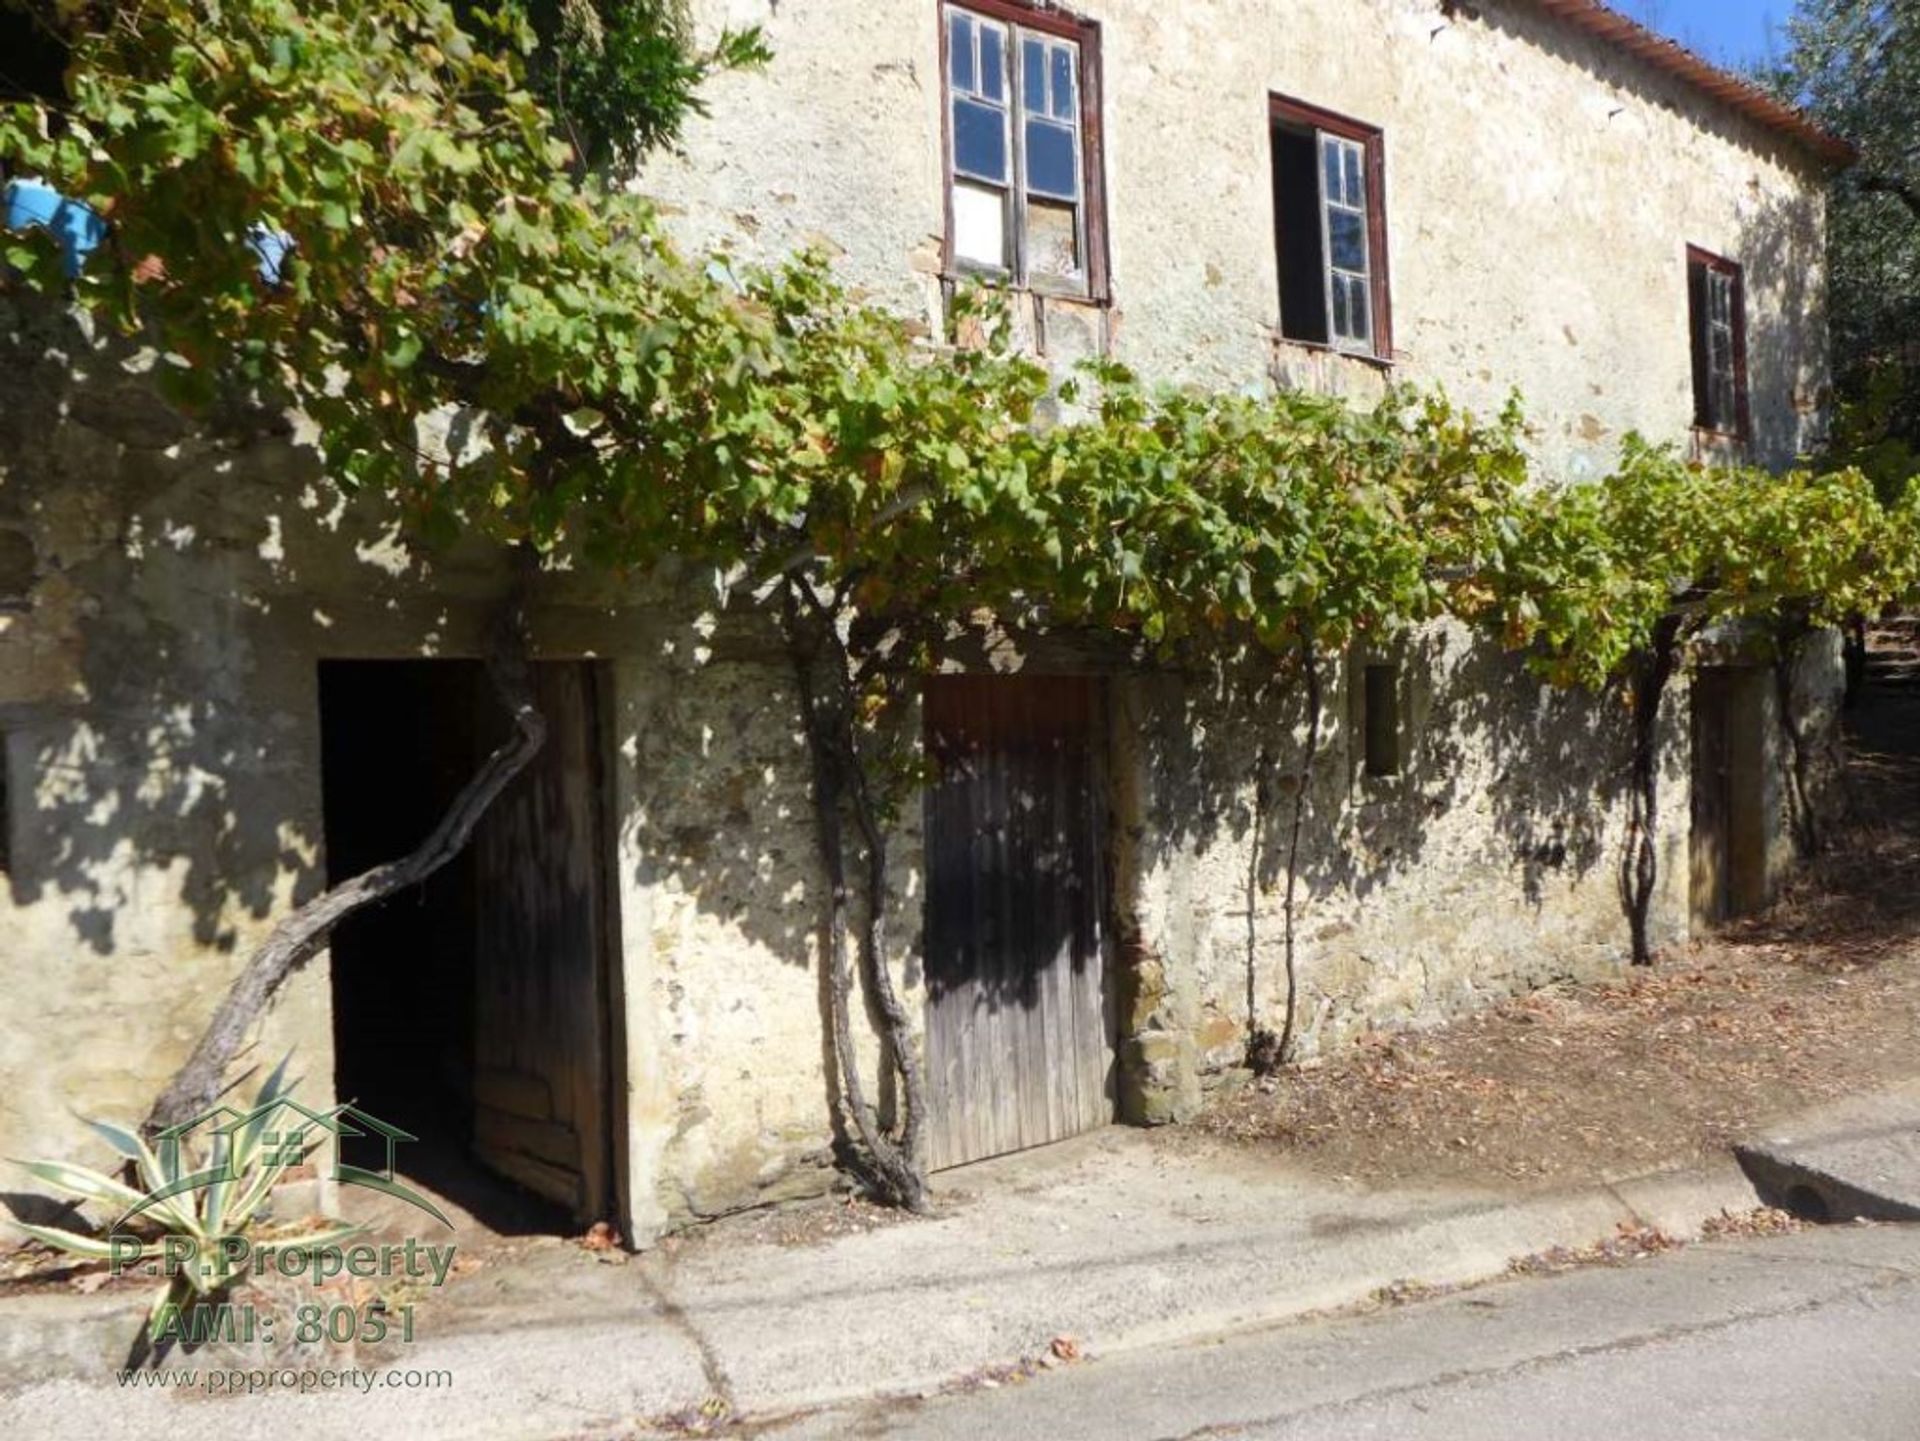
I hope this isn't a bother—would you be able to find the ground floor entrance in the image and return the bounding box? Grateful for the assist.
[320,659,620,1229]
[1691,665,1771,926]
[921,675,1118,1170]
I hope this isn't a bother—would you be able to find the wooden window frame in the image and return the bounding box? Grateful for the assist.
[1269,94,1393,364]
[938,0,1111,302]
[1687,245,1751,443]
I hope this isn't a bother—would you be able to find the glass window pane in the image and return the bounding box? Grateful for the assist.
[949,12,975,92]
[1328,209,1367,273]
[979,23,1004,102]
[1347,276,1371,343]
[1023,37,1047,112]
[954,97,1008,181]
[1330,277,1351,340]
[1026,118,1078,199]
[1028,197,1081,278]
[1712,373,1736,429]
[952,181,1007,268]
[1051,45,1076,120]
[1344,144,1363,206]
[1322,138,1341,203]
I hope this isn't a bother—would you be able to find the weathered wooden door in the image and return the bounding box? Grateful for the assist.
[470,663,616,1222]
[923,675,1115,1170]
[1691,666,1769,926]
[1691,669,1734,925]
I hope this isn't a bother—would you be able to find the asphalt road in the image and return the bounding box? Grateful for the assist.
[770,1222,1920,1440]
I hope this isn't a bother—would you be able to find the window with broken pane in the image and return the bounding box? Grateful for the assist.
[944,4,1094,292]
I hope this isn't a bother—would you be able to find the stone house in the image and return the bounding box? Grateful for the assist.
[0,0,1851,1242]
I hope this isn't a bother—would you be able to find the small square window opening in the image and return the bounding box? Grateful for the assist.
[1363,663,1403,779]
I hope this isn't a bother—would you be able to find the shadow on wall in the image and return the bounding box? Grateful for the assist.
[0,296,1660,1157]
[0,293,533,1168]
[0,298,331,957]
[1734,186,1832,469]
[1114,622,1668,1069]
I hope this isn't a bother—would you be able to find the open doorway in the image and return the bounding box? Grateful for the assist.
[320,659,621,1233]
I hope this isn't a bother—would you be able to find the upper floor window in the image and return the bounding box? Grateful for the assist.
[942,2,1107,298]
[1271,96,1391,361]
[1688,246,1749,439]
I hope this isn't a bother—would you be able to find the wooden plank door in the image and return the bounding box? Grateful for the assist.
[470,663,616,1222]
[1692,667,1769,928]
[1691,669,1733,926]
[922,675,1115,1170]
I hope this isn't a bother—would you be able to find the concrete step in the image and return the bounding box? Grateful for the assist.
[1736,1080,1920,1224]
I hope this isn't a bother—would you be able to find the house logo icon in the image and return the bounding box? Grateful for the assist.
[122,1095,452,1231]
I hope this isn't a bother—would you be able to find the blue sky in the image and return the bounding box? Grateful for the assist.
[1612,0,1798,70]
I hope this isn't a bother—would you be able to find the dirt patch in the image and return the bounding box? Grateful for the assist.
[1179,671,1920,1191]
[652,1190,938,1256]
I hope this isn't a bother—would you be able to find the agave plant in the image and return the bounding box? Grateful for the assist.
[10,1060,360,1338]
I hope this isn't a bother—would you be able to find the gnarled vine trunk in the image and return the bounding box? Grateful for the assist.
[145,596,546,1136]
[781,581,928,1211]
[1621,613,1683,967]
[1276,637,1321,1066]
[1772,625,1822,859]
[1245,636,1321,1077]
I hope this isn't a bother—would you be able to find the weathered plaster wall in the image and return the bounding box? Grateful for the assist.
[0,298,917,1235]
[609,630,927,1228]
[647,0,1830,473]
[0,303,568,1184]
[0,0,1846,1236]
[1110,625,1693,1121]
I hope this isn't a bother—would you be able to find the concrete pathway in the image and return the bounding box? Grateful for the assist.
[12,1076,1920,1438]
[0,1126,1761,1439]
[768,1220,1920,1440]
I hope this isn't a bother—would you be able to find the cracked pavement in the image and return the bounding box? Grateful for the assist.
[765,1222,1920,1440]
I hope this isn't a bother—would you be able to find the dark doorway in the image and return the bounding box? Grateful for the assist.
[922,675,1117,1170]
[320,659,619,1231]
[1690,666,1770,926]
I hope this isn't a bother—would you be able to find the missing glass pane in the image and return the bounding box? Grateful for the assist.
[1027,197,1080,277]
[952,181,1008,269]
[1346,277,1370,345]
